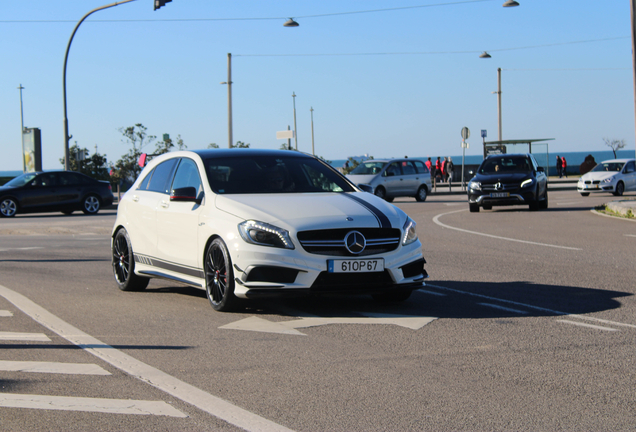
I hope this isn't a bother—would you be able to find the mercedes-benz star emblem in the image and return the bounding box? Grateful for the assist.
[495,182,502,191]
[344,231,366,254]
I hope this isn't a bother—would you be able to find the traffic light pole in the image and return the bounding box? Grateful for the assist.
[63,0,137,170]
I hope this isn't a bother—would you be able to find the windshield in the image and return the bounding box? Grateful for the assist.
[479,156,532,174]
[349,161,387,175]
[591,162,624,173]
[3,173,37,187]
[205,155,356,194]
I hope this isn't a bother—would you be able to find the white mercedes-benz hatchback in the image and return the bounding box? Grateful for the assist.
[111,149,428,311]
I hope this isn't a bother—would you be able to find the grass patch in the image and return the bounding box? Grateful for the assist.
[596,203,636,219]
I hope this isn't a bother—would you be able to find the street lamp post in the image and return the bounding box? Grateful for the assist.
[292,92,298,150]
[220,53,233,148]
[496,67,502,142]
[63,0,137,171]
[631,0,636,160]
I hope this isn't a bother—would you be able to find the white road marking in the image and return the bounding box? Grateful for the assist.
[220,314,437,335]
[0,284,295,432]
[478,302,528,315]
[0,394,187,417]
[0,310,13,317]
[0,247,44,252]
[427,283,636,330]
[0,332,50,342]
[0,360,111,375]
[416,289,447,297]
[625,234,636,238]
[432,209,583,250]
[557,320,618,332]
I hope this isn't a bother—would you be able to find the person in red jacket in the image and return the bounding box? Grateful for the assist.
[561,156,567,178]
[435,157,442,183]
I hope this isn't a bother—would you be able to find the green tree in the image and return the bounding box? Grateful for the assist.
[154,134,186,155]
[209,141,250,149]
[111,124,156,184]
[59,143,110,181]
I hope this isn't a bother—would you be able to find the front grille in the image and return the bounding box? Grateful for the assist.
[297,228,401,257]
[400,258,426,279]
[245,266,299,283]
[584,180,601,185]
[481,182,519,192]
[310,271,394,292]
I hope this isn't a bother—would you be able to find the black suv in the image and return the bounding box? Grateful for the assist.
[467,154,548,212]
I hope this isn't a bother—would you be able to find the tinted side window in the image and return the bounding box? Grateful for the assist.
[625,161,635,173]
[384,163,402,177]
[401,161,416,175]
[147,159,178,194]
[413,160,429,174]
[171,158,202,192]
[138,169,152,190]
[59,172,86,185]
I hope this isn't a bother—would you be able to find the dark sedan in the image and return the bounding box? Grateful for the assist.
[467,154,548,212]
[0,171,114,217]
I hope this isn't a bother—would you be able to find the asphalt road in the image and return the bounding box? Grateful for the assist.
[1,190,635,431]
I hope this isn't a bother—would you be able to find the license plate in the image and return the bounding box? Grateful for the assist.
[490,192,509,198]
[328,258,384,273]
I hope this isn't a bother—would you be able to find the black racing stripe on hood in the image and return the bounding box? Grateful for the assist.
[343,193,392,228]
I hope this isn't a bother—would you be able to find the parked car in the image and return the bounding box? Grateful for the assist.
[346,158,432,202]
[0,171,114,217]
[467,153,548,212]
[577,158,636,197]
[111,149,428,311]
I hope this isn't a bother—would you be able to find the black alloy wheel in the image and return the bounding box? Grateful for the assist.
[614,182,625,197]
[205,238,238,312]
[112,228,149,291]
[82,194,101,215]
[0,197,18,217]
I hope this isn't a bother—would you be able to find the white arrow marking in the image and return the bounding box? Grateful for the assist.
[219,313,437,335]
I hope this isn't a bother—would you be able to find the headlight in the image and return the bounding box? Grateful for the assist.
[603,177,614,184]
[520,179,534,188]
[468,181,481,191]
[238,220,295,249]
[578,177,584,183]
[402,217,418,246]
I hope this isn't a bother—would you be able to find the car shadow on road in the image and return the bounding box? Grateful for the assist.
[242,280,632,320]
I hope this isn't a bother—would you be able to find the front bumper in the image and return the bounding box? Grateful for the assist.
[230,241,427,299]
[468,190,536,207]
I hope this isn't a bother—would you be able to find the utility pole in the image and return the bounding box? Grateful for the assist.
[310,107,315,155]
[221,53,233,148]
[292,92,298,150]
[18,84,25,172]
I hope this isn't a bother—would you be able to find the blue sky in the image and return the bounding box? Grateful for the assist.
[1,0,633,171]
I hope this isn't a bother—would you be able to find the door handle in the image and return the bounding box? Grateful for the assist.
[132,195,139,202]
[160,200,169,208]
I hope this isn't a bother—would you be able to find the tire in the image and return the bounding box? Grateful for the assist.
[205,238,238,312]
[374,187,387,200]
[0,197,18,217]
[529,187,540,211]
[539,191,549,210]
[372,288,413,302]
[61,210,74,215]
[415,186,428,202]
[613,182,625,197]
[112,228,149,291]
[82,194,101,215]
[580,192,590,197]
[469,203,480,213]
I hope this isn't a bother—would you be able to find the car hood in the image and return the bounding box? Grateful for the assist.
[346,174,377,185]
[472,172,532,184]
[580,171,618,181]
[214,192,405,231]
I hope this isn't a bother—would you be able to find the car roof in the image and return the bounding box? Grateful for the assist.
[485,153,531,159]
[190,148,316,159]
[599,158,635,163]
[360,158,424,163]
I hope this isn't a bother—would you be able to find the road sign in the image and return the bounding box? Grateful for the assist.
[481,129,487,138]
[276,130,295,139]
[461,141,470,149]
[461,127,470,140]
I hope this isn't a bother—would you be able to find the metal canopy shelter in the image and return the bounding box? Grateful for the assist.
[483,138,555,157]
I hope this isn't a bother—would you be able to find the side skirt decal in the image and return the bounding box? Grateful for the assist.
[134,254,204,279]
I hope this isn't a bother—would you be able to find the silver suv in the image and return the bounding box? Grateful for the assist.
[346,158,432,202]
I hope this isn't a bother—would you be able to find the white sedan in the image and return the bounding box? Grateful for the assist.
[111,149,428,311]
[577,158,636,197]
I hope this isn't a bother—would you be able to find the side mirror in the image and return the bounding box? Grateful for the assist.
[170,186,200,204]
[357,184,373,193]
[537,167,545,172]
